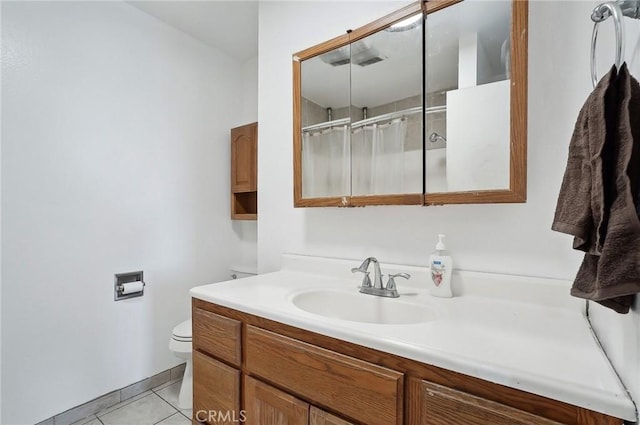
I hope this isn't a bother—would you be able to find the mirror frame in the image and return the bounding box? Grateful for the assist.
[292,0,528,208]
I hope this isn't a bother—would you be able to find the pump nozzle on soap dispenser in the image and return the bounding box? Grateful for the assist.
[429,234,453,298]
[435,234,446,251]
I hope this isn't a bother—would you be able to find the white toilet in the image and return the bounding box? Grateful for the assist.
[169,267,256,410]
[169,319,192,409]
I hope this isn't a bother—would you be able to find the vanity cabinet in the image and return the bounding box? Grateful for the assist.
[193,351,240,424]
[244,377,356,425]
[244,376,309,425]
[408,379,564,425]
[309,407,355,425]
[192,299,624,425]
[245,326,402,425]
[231,122,257,220]
[192,308,243,425]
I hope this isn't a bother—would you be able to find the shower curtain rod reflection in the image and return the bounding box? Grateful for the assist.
[352,106,421,129]
[302,117,350,133]
[301,104,447,133]
[351,105,446,129]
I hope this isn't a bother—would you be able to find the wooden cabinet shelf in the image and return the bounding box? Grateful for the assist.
[231,122,257,220]
[232,192,257,220]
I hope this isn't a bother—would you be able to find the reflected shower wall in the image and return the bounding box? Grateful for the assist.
[425,90,448,193]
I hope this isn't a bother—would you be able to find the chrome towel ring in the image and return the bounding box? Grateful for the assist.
[590,0,640,86]
[591,2,625,87]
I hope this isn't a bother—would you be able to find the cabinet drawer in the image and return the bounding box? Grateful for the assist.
[245,326,403,425]
[193,351,241,425]
[193,307,241,366]
[417,380,563,425]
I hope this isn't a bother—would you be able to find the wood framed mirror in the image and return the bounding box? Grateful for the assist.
[423,0,527,204]
[292,0,527,207]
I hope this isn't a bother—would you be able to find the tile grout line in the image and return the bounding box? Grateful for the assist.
[152,412,182,425]
[99,393,180,425]
[151,412,179,425]
[95,392,150,420]
[151,397,182,425]
[153,382,192,423]
[153,387,174,405]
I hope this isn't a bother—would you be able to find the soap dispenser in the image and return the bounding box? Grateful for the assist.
[429,234,453,298]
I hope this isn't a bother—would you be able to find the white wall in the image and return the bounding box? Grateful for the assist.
[0,2,3,420]
[231,56,259,274]
[1,2,246,423]
[257,0,639,416]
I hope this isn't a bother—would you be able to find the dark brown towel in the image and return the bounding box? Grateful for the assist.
[553,64,640,314]
[572,65,640,313]
[552,66,618,254]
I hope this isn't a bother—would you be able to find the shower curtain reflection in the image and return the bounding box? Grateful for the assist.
[352,118,408,195]
[302,125,350,198]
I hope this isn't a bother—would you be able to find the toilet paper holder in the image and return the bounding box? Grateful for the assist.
[114,271,145,301]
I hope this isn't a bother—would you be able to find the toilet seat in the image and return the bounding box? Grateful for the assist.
[171,319,192,340]
[171,335,192,342]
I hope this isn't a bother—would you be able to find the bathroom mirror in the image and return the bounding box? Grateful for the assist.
[293,0,527,207]
[300,46,351,199]
[423,0,527,204]
[350,12,423,201]
[295,2,424,207]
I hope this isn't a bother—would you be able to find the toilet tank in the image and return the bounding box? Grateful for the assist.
[230,265,257,280]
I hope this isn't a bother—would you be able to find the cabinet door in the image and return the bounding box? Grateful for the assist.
[193,351,241,425]
[410,379,563,425]
[309,406,355,425]
[244,375,308,425]
[231,123,257,193]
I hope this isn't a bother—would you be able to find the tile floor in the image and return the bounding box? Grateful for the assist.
[71,380,192,425]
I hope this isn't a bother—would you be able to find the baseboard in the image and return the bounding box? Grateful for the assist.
[35,363,186,425]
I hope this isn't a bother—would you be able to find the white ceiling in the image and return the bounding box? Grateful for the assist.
[126,0,258,62]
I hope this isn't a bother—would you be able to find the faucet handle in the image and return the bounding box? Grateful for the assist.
[386,273,410,291]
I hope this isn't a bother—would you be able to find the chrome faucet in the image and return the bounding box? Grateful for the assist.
[351,257,410,298]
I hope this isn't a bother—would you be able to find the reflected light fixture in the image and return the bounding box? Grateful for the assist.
[386,13,422,32]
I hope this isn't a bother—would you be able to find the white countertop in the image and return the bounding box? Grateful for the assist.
[190,254,637,421]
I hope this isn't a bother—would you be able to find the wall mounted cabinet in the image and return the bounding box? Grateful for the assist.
[231,122,257,219]
[293,0,528,207]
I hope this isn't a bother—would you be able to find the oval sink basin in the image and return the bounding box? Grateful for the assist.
[291,289,435,324]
